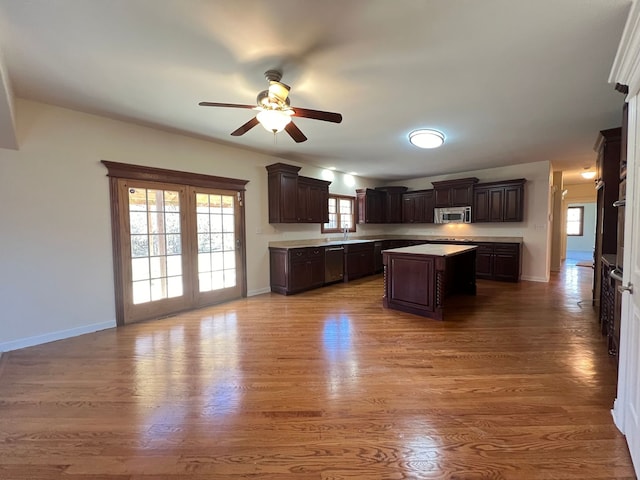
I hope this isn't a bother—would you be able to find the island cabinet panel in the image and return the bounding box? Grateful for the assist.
[269,247,325,295]
[356,189,385,223]
[473,179,525,222]
[266,163,330,224]
[402,189,434,223]
[344,242,375,281]
[432,177,478,207]
[383,245,477,320]
[386,256,436,315]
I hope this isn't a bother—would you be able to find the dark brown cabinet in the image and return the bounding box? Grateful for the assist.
[269,247,325,295]
[344,242,375,281]
[473,179,525,222]
[432,177,478,207]
[593,127,622,313]
[356,188,385,224]
[402,189,434,223]
[374,241,384,273]
[269,239,521,296]
[374,186,408,223]
[297,177,329,223]
[474,242,520,282]
[266,163,331,224]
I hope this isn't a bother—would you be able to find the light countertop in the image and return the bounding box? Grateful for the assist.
[269,235,522,249]
[382,244,477,257]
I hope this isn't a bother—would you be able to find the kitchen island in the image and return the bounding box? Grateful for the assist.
[382,244,477,320]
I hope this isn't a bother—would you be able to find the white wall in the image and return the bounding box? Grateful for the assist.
[566,202,597,252]
[0,99,381,350]
[0,99,551,350]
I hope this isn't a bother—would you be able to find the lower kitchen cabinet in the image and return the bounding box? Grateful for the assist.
[374,241,384,273]
[270,239,522,296]
[269,247,325,295]
[474,242,521,282]
[344,242,375,281]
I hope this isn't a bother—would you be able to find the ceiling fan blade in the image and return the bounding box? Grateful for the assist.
[291,107,342,123]
[199,102,256,109]
[285,122,308,143]
[231,117,260,136]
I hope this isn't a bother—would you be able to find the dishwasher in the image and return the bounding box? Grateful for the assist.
[324,246,345,284]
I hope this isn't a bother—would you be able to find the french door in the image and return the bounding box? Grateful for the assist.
[103,161,248,326]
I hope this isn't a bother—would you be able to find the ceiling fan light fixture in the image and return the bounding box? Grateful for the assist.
[581,171,596,179]
[409,129,445,149]
[256,109,292,133]
[268,81,290,103]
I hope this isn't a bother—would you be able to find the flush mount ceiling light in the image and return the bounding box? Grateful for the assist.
[409,129,445,149]
[581,167,596,179]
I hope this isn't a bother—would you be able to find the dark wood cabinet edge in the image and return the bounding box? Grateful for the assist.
[431,177,479,188]
[474,178,526,188]
[266,163,301,174]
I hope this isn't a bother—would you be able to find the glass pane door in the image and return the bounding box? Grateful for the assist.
[193,189,243,306]
[120,180,190,324]
[129,187,184,303]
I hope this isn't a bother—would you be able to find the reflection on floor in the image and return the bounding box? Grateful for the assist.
[0,252,632,479]
[566,249,594,267]
[560,249,594,309]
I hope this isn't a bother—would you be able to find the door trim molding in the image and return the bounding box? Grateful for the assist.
[102,161,249,326]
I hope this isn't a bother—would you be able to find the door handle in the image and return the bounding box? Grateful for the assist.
[610,268,634,294]
[613,200,626,207]
[610,268,623,282]
[617,283,634,294]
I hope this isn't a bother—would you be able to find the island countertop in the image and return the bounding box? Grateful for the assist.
[382,244,477,257]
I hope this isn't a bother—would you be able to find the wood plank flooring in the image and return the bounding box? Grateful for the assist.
[0,265,635,479]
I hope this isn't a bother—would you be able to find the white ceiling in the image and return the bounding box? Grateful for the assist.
[0,0,632,184]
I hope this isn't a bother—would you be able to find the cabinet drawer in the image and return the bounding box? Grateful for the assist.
[289,247,325,262]
[494,243,519,254]
[344,242,373,253]
[475,243,494,255]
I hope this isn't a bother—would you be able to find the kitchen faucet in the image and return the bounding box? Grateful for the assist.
[342,226,349,241]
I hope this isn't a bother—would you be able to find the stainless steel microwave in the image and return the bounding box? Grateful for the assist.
[434,206,472,224]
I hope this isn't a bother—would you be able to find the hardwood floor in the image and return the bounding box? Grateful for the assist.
[0,264,635,479]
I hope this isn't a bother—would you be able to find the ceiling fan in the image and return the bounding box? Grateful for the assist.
[199,70,342,143]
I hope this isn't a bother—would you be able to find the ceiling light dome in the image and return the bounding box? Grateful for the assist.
[257,109,292,133]
[409,129,445,149]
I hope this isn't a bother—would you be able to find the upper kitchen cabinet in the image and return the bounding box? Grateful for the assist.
[432,177,478,207]
[375,186,408,223]
[402,189,434,223]
[297,176,330,223]
[356,188,386,224]
[266,163,331,223]
[473,179,526,222]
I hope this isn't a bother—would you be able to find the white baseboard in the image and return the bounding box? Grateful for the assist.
[248,287,271,297]
[520,275,549,283]
[0,320,116,353]
[612,399,625,434]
